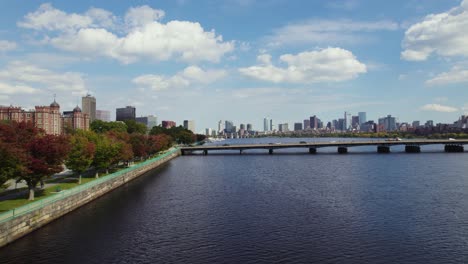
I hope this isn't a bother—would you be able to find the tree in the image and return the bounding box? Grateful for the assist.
[124,120,148,134]
[65,135,95,184]
[129,133,148,160]
[90,120,127,134]
[23,135,70,200]
[93,135,118,177]
[0,142,26,188]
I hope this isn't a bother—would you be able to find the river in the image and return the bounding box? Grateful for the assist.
[1,138,468,263]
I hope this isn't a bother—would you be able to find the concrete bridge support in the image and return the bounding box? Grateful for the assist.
[240,149,243,155]
[405,145,421,153]
[269,149,274,155]
[338,147,348,154]
[309,148,317,154]
[203,150,208,155]
[377,146,390,153]
[445,144,464,152]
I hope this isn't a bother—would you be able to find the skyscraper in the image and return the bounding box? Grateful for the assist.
[358,112,367,125]
[294,122,303,131]
[225,120,234,133]
[344,112,351,131]
[218,120,225,133]
[304,119,310,130]
[246,124,252,131]
[116,106,136,121]
[270,119,273,131]
[82,94,96,122]
[183,120,195,132]
[263,118,269,132]
[310,115,319,129]
[96,110,110,122]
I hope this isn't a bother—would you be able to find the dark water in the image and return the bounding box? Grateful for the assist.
[1,138,468,263]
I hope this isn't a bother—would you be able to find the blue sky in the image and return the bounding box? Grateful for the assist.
[0,0,467,132]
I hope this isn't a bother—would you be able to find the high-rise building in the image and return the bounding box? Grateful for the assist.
[218,120,225,133]
[304,119,311,130]
[338,118,345,131]
[378,115,397,131]
[136,115,158,129]
[263,117,269,132]
[352,116,360,128]
[246,124,253,131]
[225,120,234,133]
[310,115,319,129]
[96,110,110,122]
[278,123,289,132]
[294,122,303,131]
[358,112,367,125]
[183,120,195,132]
[82,94,96,122]
[425,120,434,128]
[344,111,352,131]
[162,120,176,128]
[270,119,273,131]
[116,106,136,121]
[412,121,420,128]
[240,124,245,130]
[205,128,212,136]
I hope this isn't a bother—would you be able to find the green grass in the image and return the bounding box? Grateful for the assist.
[0,177,96,213]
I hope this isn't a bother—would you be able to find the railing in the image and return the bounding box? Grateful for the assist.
[0,148,180,224]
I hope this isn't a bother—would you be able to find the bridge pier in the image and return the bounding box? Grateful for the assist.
[338,147,348,154]
[181,150,185,155]
[377,146,390,153]
[405,145,420,153]
[240,149,243,155]
[203,150,208,155]
[309,148,317,154]
[269,149,274,155]
[445,144,464,152]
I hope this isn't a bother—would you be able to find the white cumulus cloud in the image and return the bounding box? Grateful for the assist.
[0,61,86,94]
[402,0,468,61]
[426,66,468,86]
[238,47,367,84]
[420,104,458,112]
[133,66,226,91]
[18,4,234,64]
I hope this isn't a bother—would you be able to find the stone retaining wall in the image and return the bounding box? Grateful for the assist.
[0,149,180,248]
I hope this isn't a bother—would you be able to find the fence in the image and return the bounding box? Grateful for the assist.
[0,148,180,223]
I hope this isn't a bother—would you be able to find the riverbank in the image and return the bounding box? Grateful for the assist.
[0,148,181,248]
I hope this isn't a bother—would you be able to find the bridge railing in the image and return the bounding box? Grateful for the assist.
[0,147,180,224]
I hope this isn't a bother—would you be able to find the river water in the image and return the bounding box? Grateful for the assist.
[1,138,468,263]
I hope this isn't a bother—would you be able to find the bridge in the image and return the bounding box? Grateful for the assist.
[180,139,468,155]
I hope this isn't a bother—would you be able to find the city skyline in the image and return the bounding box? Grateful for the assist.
[1,1,468,131]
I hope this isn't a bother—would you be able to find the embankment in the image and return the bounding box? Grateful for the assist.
[0,148,181,248]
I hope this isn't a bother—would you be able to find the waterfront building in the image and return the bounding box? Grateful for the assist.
[270,119,273,131]
[240,124,245,130]
[0,99,89,134]
[304,119,310,130]
[263,118,269,132]
[278,123,289,132]
[183,120,195,132]
[352,116,360,128]
[205,128,212,136]
[96,110,110,122]
[425,120,434,128]
[63,106,90,131]
[338,118,345,131]
[247,123,253,131]
[344,112,352,131]
[82,94,96,122]
[358,112,367,125]
[412,121,420,128]
[310,115,319,129]
[294,122,303,131]
[218,120,225,134]
[378,115,397,131]
[116,106,136,121]
[162,120,176,129]
[225,120,234,133]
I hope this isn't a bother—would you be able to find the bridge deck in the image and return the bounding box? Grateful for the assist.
[181,139,468,152]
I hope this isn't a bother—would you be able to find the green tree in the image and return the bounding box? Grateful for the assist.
[93,135,118,177]
[124,120,148,134]
[65,135,95,184]
[90,120,127,134]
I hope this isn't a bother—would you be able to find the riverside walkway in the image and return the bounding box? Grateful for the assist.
[181,139,468,154]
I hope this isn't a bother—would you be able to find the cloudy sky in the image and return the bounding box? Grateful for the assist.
[0,0,467,132]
